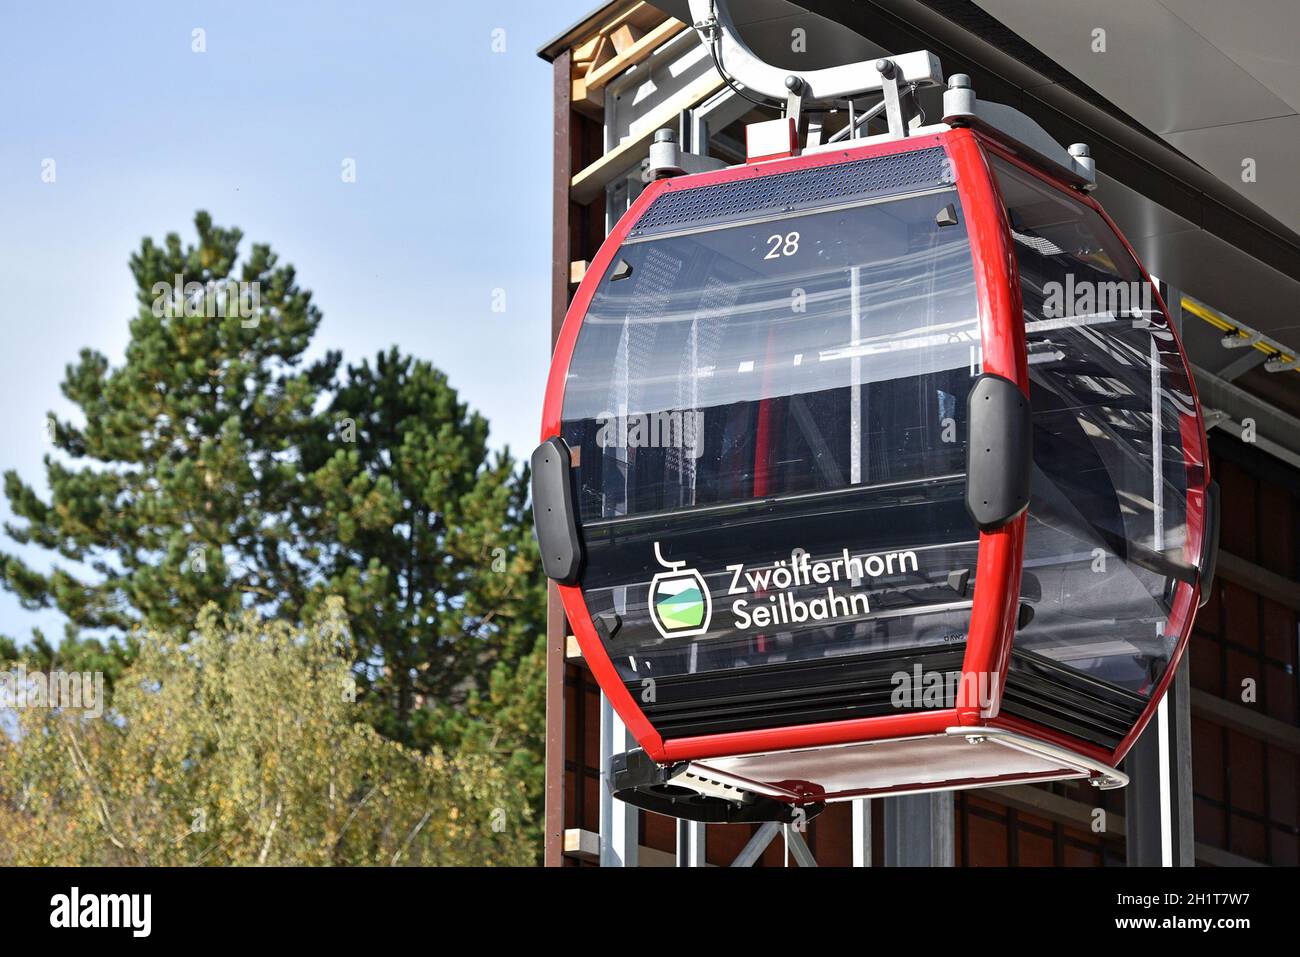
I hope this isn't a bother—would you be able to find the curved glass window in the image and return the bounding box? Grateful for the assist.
[561,186,982,689]
[992,156,1200,697]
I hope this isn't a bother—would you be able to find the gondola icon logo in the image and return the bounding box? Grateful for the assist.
[648,542,712,639]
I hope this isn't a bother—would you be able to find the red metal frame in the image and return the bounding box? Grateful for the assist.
[975,134,1211,765]
[944,129,1026,727]
[540,127,1209,772]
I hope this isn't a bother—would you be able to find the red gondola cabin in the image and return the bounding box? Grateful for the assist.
[532,119,1218,823]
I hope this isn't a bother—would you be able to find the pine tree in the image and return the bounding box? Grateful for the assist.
[0,213,547,854]
[1,211,338,635]
[298,348,545,748]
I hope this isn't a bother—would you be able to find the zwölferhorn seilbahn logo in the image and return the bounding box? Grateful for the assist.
[648,542,713,639]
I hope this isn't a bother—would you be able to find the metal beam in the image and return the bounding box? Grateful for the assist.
[676,819,707,867]
[571,71,725,203]
[688,87,752,162]
[1124,703,1164,865]
[852,798,873,866]
[1124,658,1193,867]
[1193,364,1300,469]
[785,825,819,868]
[883,792,954,866]
[599,695,639,867]
[1169,657,1196,866]
[730,821,779,867]
[687,0,943,104]
[1216,350,1268,382]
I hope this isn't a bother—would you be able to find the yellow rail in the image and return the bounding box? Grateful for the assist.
[1179,296,1297,371]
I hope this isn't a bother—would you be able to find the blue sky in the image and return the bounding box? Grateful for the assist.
[0,0,599,642]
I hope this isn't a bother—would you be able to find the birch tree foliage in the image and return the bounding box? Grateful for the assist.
[0,599,533,866]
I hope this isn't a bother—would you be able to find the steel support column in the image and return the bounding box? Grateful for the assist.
[785,826,819,868]
[883,793,954,866]
[852,798,873,866]
[1126,655,1195,866]
[599,695,639,867]
[676,820,707,867]
[730,822,778,867]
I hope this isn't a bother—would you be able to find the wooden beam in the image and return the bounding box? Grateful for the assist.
[604,1,656,35]
[583,19,687,96]
[571,34,603,67]
[587,34,614,72]
[563,827,600,862]
[565,634,585,662]
[563,829,679,866]
[571,40,609,115]
[570,7,685,122]
[538,0,653,63]
[570,84,604,120]
[609,23,644,54]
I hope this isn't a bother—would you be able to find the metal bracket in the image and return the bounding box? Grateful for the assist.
[947,727,1129,790]
[689,0,1094,176]
[647,128,727,179]
[943,74,1097,189]
[827,97,890,143]
[785,75,804,134]
[1222,331,1262,349]
[687,0,943,106]
[876,58,917,138]
[611,747,827,824]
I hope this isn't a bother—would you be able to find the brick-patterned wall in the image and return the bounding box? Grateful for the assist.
[1186,438,1299,865]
